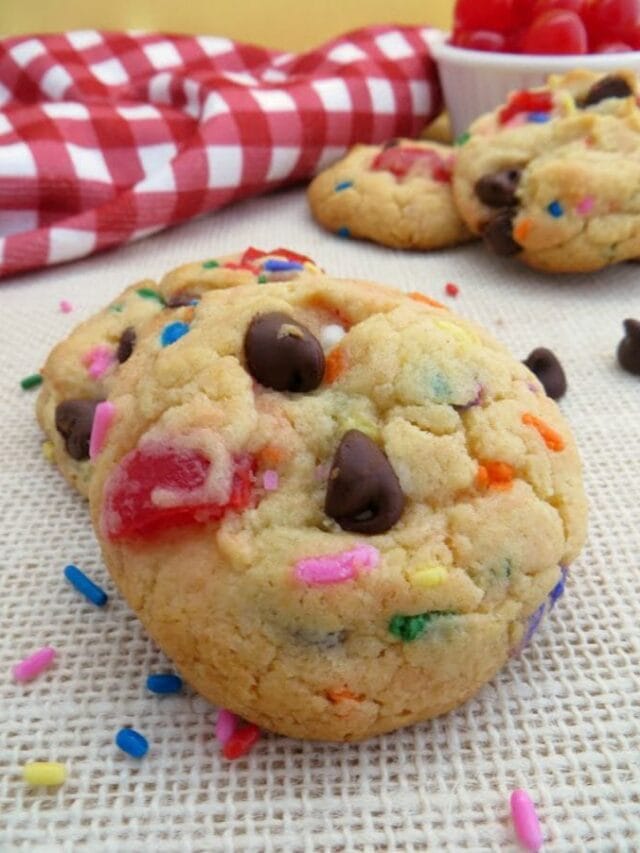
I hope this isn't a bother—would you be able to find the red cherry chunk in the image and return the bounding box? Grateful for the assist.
[371,146,452,182]
[531,0,587,16]
[498,89,554,124]
[585,0,640,42]
[452,29,507,51]
[520,10,588,54]
[104,444,255,541]
[454,0,516,33]
[223,724,261,760]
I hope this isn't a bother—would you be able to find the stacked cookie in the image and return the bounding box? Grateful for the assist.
[38,248,587,741]
[308,68,640,274]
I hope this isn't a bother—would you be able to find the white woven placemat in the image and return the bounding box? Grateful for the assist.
[1,189,639,852]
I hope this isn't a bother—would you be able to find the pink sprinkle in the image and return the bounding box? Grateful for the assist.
[12,646,57,682]
[89,401,115,460]
[510,789,543,852]
[295,544,380,585]
[576,195,595,216]
[263,469,279,491]
[59,300,73,313]
[215,709,238,745]
[83,345,115,380]
[314,462,331,482]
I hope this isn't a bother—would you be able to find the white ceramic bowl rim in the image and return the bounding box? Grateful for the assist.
[427,29,640,70]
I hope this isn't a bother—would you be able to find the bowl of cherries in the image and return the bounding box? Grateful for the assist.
[429,0,640,135]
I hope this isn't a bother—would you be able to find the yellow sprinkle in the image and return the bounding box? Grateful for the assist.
[411,566,449,588]
[41,441,55,463]
[23,762,67,786]
[433,319,477,346]
[557,90,577,116]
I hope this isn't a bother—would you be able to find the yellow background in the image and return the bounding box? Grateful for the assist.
[1,1,454,50]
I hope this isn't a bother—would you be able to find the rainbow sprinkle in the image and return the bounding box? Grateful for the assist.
[12,646,57,682]
[215,709,238,745]
[59,299,73,313]
[202,259,219,269]
[335,180,353,191]
[576,195,595,216]
[136,287,165,304]
[510,789,543,851]
[295,544,379,585]
[89,401,115,460]
[20,373,43,390]
[160,321,190,347]
[263,470,279,491]
[388,611,453,642]
[547,200,563,218]
[336,226,351,238]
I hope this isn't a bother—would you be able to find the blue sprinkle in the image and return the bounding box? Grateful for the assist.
[146,673,183,694]
[523,603,546,645]
[549,564,569,608]
[337,226,351,238]
[115,728,149,759]
[160,321,190,347]
[547,200,564,218]
[334,180,353,192]
[262,258,304,272]
[64,564,108,607]
[528,111,551,123]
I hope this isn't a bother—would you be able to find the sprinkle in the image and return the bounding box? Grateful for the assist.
[262,258,304,272]
[109,303,124,313]
[547,200,564,218]
[136,287,165,304]
[160,321,190,347]
[23,762,67,787]
[12,646,57,682]
[476,460,515,490]
[223,724,260,760]
[324,346,347,384]
[433,318,477,345]
[336,226,351,238]
[455,131,471,146]
[42,440,55,462]
[576,195,595,216]
[445,282,459,297]
[295,544,380,586]
[64,564,108,607]
[522,412,565,452]
[59,299,73,313]
[514,218,533,243]
[89,400,115,460]
[314,462,331,481]
[202,259,219,269]
[82,344,115,380]
[409,291,445,309]
[527,111,551,123]
[258,445,287,467]
[523,603,546,645]
[20,373,43,390]
[319,323,346,351]
[146,673,183,694]
[326,687,363,703]
[262,469,279,491]
[215,709,238,745]
[410,566,448,588]
[335,180,353,191]
[115,727,149,759]
[549,564,568,608]
[388,611,453,642]
[510,789,543,852]
[257,274,268,283]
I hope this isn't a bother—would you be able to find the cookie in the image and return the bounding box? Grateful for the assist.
[88,274,587,742]
[307,139,474,250]
[37,248,322,496]
[453,69,640,273]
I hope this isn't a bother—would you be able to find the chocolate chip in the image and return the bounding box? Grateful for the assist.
[325,430,405,535]
[475,169,522,208]
[55,399,101,460]
[581,75,633,108]
[166,293,198,308]
[482,208,521,256]
[244,311,325,392]
[523,347,567,400]
[116,327,136,363]
[617,318,640,376]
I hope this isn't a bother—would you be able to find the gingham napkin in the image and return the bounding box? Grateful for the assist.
[0,25,441,279]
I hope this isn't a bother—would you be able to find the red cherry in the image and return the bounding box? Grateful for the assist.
[104,444,255,541]
[532,0,587,16]
[452,29,507,51]
[585,0,640,42]
[454,0,516,33]
[520,10,588,54]
[498,89,554,124]
[630,23,640,48]
[595,40,634,51]
[371,146,452,182]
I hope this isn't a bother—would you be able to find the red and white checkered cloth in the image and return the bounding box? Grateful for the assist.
[0,25,441,279]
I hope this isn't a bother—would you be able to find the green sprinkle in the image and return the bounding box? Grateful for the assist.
[257,274,268,284]
[202,259,219,269]
[136,288,165,305]
[455,131,471,146]
[109,303,124,313]
[20,373,43,390]
[429,372,452,403]
[388,611,454,642]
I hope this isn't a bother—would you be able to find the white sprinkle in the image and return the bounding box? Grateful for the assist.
[319,324,346,351]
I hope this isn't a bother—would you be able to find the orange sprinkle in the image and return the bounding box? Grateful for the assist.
[326,687,363,703]
[409,291,446,310]
[305,294,351,327]
[475,464,490,489]
[514,218,533,243]
[257,445,287,467]
[522,412,565,452]
[324,347,347,384]
[476,460,515,490]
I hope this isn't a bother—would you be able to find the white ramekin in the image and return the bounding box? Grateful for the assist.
[428,29,640,137]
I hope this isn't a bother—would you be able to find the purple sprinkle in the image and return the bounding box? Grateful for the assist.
[523,603,546,646]
[262,258,304,273]
[455,384,484,411]
[548,564,569,609]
